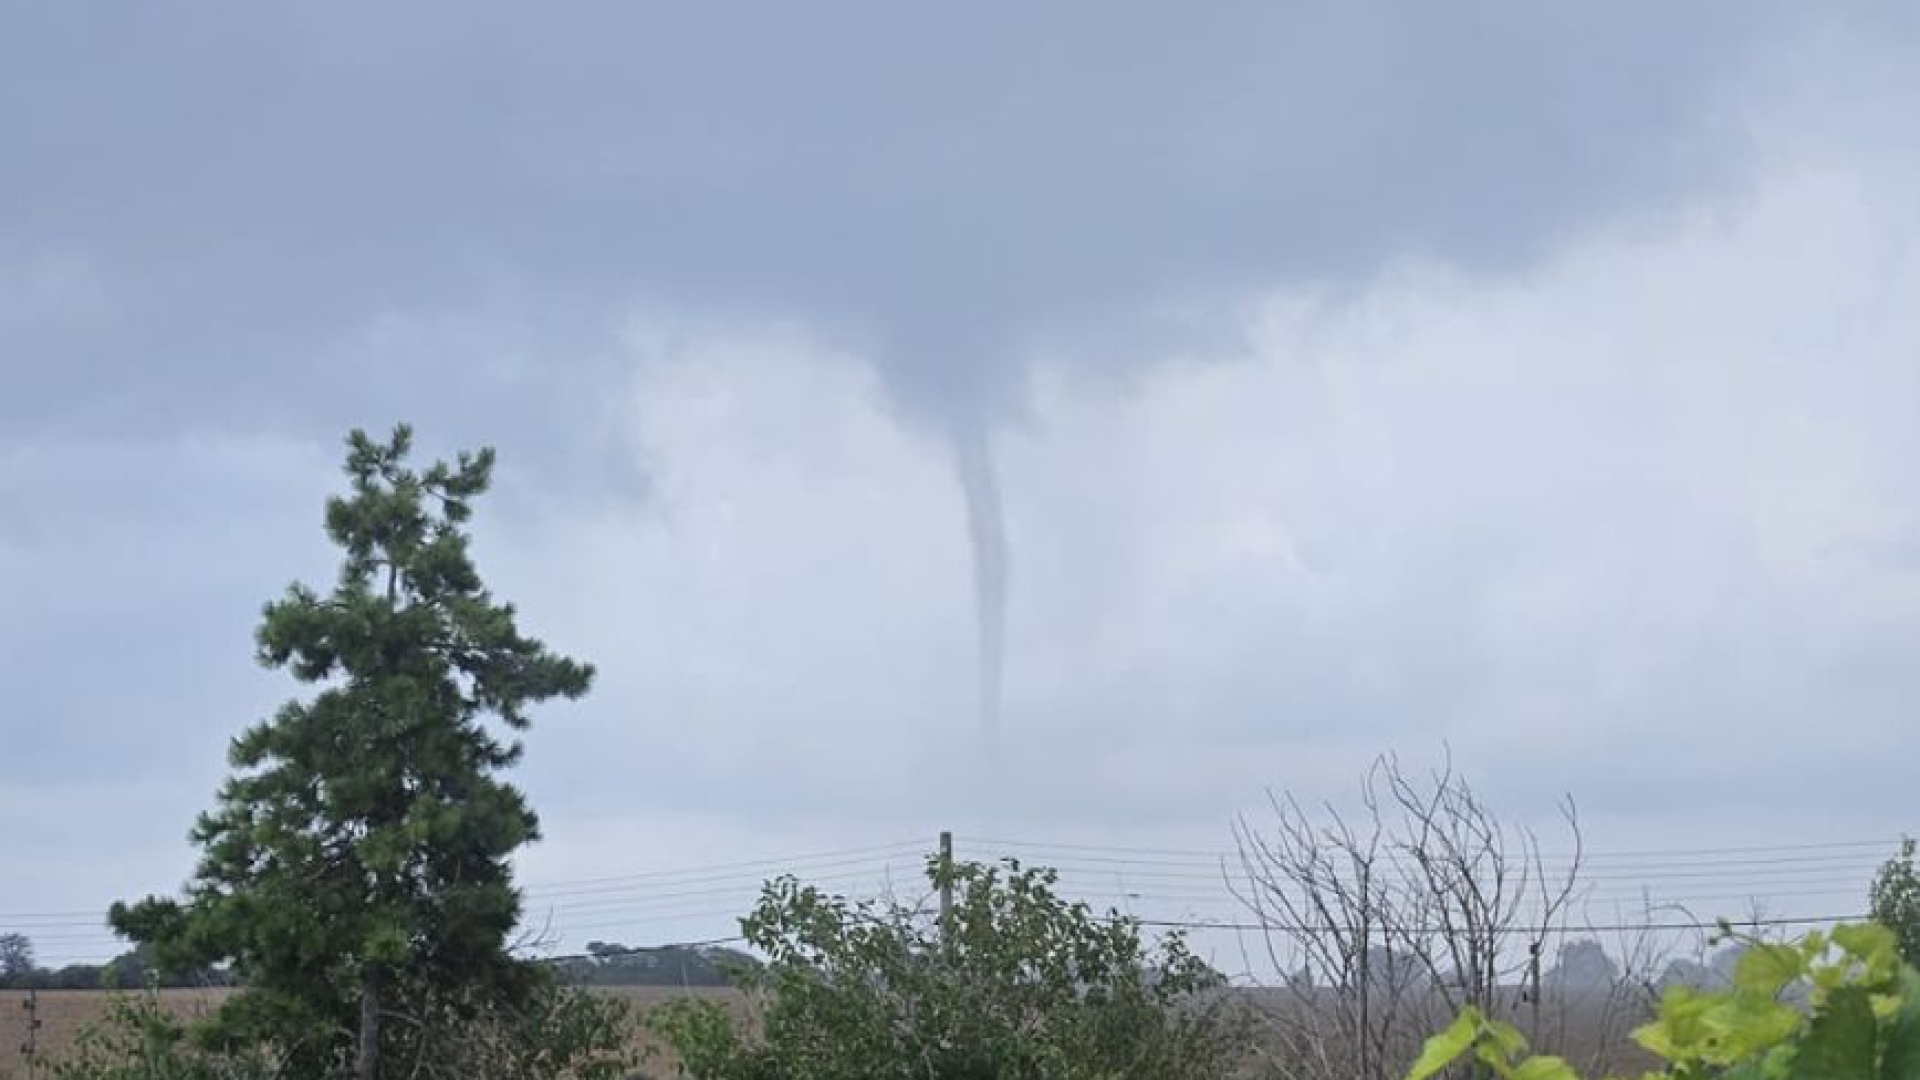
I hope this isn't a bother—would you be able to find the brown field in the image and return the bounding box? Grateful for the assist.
[3,988,228,1080]
[3,986,1651,1079]
[0,987,744,1080]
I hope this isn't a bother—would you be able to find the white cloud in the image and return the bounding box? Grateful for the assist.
[496,319,982,824]
[487,88,1920,928]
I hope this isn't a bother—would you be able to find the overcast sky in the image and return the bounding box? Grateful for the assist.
[5,4,1920,967]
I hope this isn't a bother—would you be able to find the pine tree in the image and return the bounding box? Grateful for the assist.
[112,425,592,1079]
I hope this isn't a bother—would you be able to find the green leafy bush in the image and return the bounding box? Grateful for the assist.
[1407,921,1919,1080]
[1872,839,1920,970]
[651,857,1246,1080]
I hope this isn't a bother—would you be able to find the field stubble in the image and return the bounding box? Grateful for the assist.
[0,987,745,1080]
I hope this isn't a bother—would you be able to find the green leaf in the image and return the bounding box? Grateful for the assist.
[1878,969,1920,1080]
[1834,923,1899,968]
[1789,986,1877,1080]
[1738,944,1807,997]
[1722,1059,1782,1080]
[1710,996,1806,1062]
[1511,1055,1579,1080]
[1636,986,1714,1060]
[1408,1009,1483,1080]
[1484,1017,1531,1058]
[1477,1043,1518,1078]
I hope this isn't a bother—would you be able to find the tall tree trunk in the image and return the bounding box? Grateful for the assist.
[356,972,380,1080]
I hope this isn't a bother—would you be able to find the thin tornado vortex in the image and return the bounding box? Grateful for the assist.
[951,421,1007,750]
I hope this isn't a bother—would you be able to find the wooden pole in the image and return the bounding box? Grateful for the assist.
[21,987,39,1080]
[938,830,955,946]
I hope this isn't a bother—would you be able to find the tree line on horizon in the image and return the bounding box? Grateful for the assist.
[0,933,761,992]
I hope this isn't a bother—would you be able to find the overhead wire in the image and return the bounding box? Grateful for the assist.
[957,835,1902,861]
[7,834,1907,967]
[521,839,928,894]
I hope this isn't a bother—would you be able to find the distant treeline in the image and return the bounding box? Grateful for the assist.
[0,937,752,991]
[546,941,761,987]
[0,944,233,991]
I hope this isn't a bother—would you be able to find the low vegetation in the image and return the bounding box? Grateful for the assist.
[650,857,1246,1080]
[1410,921,1920,1080]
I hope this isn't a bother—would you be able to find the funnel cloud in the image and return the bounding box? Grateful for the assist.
[951,421,1009,747]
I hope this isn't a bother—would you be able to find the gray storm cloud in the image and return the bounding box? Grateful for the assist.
[0,1,1870,764]
[1,2,1812,437]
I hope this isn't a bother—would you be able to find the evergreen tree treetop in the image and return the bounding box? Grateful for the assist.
[111,424,592,1079]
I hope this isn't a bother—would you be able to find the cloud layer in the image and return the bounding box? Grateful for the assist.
[5,6,1920,962]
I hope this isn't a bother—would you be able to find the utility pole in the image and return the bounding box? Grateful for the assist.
[20,987,40,1080]
[938,830,955,946]
[1528,939,1543,1039]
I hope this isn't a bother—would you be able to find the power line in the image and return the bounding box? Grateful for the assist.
[547,880,932,934]
[526,862,924,909]
[0,914,111,928]
[527,907,951,966]
[545,909,751,935]
[975,857,1895,883]
[521,840,928,892]
[959,836,1904,863]
[539,908,1877,955]
[5,835,1903,955]
[962,847,1894,877]
[531,882,1875,944]
[1118,911,1871,936]
[522,860,917,903]
[0,843,929,920]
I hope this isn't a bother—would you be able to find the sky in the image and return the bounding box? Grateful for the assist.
[5,4,1920,969]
